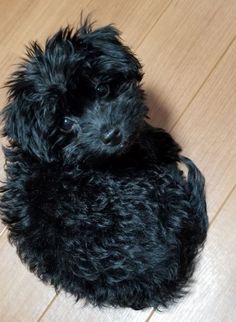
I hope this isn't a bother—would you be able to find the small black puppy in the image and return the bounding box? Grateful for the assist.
[0,20,208,310]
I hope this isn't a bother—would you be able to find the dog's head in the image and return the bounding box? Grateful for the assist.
[2,20,148,163]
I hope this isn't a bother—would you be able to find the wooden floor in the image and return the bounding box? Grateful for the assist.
[0,0,235,321]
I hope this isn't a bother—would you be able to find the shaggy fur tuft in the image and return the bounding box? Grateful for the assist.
[0,20,208,310]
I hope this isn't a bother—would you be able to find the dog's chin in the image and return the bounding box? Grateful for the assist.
[98,131,140,159]
[61,131,141,165]
[77,139,133,167]
[101,142,128,157]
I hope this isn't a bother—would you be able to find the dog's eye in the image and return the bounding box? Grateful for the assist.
[60,117,74,132]
[96,84,110,98]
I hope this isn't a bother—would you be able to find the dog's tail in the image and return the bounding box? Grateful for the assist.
[180,156,208,245]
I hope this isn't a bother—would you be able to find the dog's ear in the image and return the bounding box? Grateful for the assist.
[2,97,55,162]
[1,37,74,162]
[1,46,58,162]
[79,23,143,81]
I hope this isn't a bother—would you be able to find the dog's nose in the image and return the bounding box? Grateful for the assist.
[101,127,122,146]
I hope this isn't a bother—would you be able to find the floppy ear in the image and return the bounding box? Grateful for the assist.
[79,23,143,81]
[2,30,77,162]
[1,45,60,161]
[2,98,55,162]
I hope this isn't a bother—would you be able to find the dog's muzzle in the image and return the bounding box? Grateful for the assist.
[100,127,122,146]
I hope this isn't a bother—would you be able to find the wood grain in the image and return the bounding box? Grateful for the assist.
[137,0,236,130]
[0,224,5,236]
[171,40,236,221]
[150,186,236,322]
[0,0,91,84]
[85,0,172,48]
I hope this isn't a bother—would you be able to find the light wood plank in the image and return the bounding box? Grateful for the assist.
[0,221,4,232]
[150,186,236,322]
[137,0,236,130]
[0,224,5,236]
[170,40,236,221]
[40,293,152,322]
[0,232,55,322]
[86,0,171,48]
[0,0,91,82]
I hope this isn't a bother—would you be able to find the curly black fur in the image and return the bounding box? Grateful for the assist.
[0,20,208,310]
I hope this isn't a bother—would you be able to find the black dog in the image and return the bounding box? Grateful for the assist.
[0,20,208,310]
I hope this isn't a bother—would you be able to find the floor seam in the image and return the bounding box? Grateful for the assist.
[170,36,236,132]
[209,184,236,227]
[37,292,60,322]
[145,309,156,322]
[135,0,173,50]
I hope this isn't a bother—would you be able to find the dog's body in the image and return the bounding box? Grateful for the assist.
[0,21,208,309]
